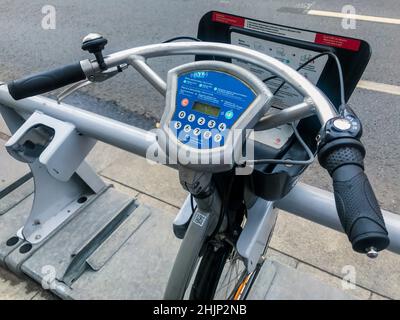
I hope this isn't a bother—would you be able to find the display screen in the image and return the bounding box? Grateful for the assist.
[192,102,221,117]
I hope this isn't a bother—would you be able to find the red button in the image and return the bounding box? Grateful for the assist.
[181,98,189,107]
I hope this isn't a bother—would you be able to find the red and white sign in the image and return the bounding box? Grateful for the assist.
[212,11,361,52]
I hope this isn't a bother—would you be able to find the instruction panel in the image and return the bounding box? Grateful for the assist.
[230,31,328,109]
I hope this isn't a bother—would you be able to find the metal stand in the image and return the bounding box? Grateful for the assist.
[4,109,105,243]
[0,105,171,299]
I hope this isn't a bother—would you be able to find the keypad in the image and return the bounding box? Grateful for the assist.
[172,107,229,148]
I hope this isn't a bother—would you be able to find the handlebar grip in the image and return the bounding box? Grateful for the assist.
[8,62,86,100]
[331,163,389,253]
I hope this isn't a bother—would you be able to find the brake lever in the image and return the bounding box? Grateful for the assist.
[57,79,91,103]
[56,64,128,103]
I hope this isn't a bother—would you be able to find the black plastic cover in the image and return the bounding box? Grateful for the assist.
[8,62,85,100]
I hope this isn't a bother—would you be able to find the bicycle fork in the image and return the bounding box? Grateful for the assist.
[164,167,222,299]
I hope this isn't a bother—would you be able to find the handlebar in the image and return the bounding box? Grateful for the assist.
[332,164,389,254]
[318,116,390,255]
[8,62,85,100]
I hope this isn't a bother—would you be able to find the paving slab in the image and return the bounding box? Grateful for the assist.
[102,176,140,199]
[0,265,42,300]
[0,114,11,137]
[248,260,356,300]
[0,179,33,216]
[100,152,188,208]
[265,248,298,269]
[296,262,371,300]
[0,139,30,193]
[85,142,131,173]
[370,293,389,300]
[270,210,400,299]
[31,290,57,300]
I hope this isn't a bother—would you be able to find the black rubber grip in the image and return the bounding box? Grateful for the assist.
[8,63,86,100]
[332,164,389,253]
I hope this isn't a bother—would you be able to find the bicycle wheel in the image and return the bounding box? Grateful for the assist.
[189,237,265,300]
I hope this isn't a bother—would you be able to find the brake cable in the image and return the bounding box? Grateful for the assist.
[264,51,346,108]
[242,51,346,166]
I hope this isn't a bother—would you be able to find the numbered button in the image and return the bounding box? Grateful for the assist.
[183,124,191,133]
[173,121,182,129]
[193,128,201,136]
[208,120,216,128]
[214,134,222,143]
[197,117,205,126]
[178,111,186,119]
[218,123,226,131]
[188,114,196,122]
[203,131,212,140]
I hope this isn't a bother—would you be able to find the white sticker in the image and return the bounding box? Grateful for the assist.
[253,123,294,149]
[230,32,328,109]
[244,19,317,43]
[193,212,207,227]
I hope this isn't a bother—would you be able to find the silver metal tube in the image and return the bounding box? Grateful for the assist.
[254,99,316,131]
[276,182,400,255]
[128,55,167,95]
[93,42,337,124]
[0,86,156,157]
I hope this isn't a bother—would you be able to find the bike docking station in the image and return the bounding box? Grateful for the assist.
[0,11,400,300]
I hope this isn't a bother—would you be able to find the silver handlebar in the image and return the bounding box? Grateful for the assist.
[80,41,338,127]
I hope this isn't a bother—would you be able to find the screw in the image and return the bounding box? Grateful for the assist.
[33,219,41,226]
[366,247,378,258]
[35,235,41,240]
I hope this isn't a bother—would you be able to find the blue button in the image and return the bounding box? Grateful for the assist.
[225,110,234,120]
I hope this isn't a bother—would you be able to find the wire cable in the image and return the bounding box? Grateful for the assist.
[240,122,314,166]
[162,36,202,43]
[244,51,347,166]
[263,51,346,108]
[162,36,216,60]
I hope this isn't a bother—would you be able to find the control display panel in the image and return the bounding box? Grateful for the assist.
[170,70,256,149]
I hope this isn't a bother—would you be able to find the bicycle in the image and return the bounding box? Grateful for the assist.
[6,32,390,300]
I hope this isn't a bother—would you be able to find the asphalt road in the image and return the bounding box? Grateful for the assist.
[0,0,399,212]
